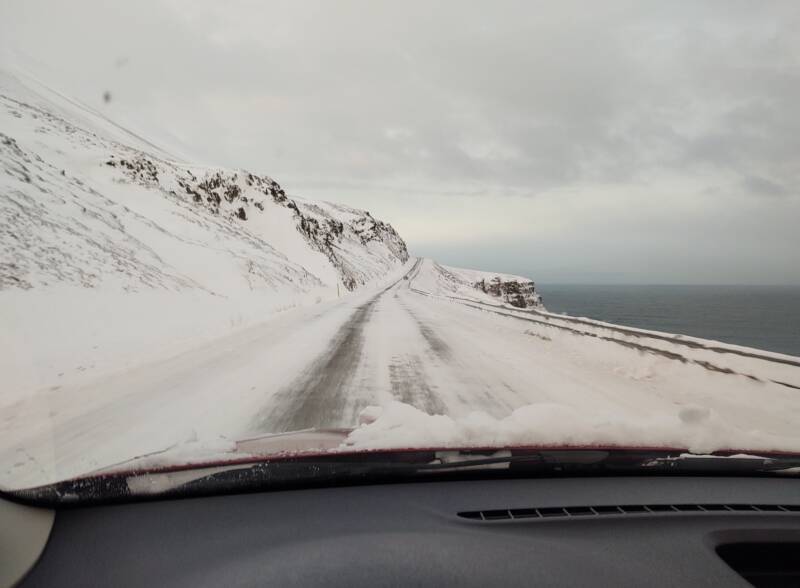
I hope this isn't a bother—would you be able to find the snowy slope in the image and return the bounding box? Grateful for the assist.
[0,67,408,402]
[409,259,542,308]
[0,66,185,162]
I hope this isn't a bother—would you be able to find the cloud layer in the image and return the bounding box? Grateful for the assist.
[2,0,798,283]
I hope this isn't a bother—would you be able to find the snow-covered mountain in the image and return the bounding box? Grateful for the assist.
[0,69,408,295]
[0,67,409,397]
[410,261,543,308]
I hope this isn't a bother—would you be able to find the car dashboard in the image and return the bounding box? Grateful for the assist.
[6,475,800,587]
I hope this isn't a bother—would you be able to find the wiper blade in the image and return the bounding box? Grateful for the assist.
[143,450,800,496]
[151,451,575,497]
[14,449,800,506]
[641,454,800,473]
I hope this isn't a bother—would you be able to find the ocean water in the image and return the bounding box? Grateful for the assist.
[534,284,800,358]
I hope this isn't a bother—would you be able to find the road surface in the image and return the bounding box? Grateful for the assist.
[2,258,800,488]
[254,258,521,432]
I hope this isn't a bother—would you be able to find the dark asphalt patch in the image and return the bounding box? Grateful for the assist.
[253,259,423,432]
[388,355,447,414]
[402,305,452,362]
[253,298,376,432]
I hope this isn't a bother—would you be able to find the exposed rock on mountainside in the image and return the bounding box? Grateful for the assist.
[104,154,408,291]
[474,277,542,308]
[410,261,544,310]
[0,68,408,296]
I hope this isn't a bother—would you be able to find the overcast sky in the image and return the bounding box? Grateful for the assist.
[2,0,799,283]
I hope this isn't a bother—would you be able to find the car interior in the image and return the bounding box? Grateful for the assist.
[4,474,800,587]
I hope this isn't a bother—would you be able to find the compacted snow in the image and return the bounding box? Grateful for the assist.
[2,68,800,491]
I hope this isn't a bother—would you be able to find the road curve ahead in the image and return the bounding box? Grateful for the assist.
[256,258,549,432]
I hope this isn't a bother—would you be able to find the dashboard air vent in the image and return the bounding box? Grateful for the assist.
[458,504,800,521]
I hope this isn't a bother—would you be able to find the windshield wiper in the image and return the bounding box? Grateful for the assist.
[13,449,800,507]
[119,450,607,499]
[640,454,800,474]
[125,451,800,503]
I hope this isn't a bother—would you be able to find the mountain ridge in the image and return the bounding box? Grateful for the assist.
[1,67,408,296]
[0,66,411,399]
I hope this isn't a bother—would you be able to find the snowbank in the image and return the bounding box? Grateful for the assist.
[0,285,330,404]
[344,401,800,455]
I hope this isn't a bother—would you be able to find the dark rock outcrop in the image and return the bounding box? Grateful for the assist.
[474,277,542,308]
[107,154,409,291]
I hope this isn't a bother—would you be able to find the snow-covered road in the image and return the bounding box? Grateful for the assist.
[3,258,800,489]
[254,257,528,432]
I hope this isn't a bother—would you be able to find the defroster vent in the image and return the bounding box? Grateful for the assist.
[458,504,800,521]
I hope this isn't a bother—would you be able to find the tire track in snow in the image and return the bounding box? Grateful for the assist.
[383,286,451,414]
[387,292,518,417]
[256,297,377,431]
[388,355,446,414]
[405,309,452,362]
[254,260,422,431]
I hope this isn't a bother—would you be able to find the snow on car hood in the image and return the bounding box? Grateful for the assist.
[88,397,800,483]
[341,401,800,456]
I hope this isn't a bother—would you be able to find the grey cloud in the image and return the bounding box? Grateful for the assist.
[2,0,799,283]
[742,176,789,198]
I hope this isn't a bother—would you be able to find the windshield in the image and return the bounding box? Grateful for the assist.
[2,1,799,501]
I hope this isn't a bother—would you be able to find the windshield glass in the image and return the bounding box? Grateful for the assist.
[2,1,799,499]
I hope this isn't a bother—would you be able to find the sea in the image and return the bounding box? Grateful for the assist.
[534,284,800,358]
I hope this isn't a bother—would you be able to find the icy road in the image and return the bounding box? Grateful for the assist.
[255,257,518,432]
[3,258,800,489]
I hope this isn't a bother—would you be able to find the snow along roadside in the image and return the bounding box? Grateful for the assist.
[339,258,800,455]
